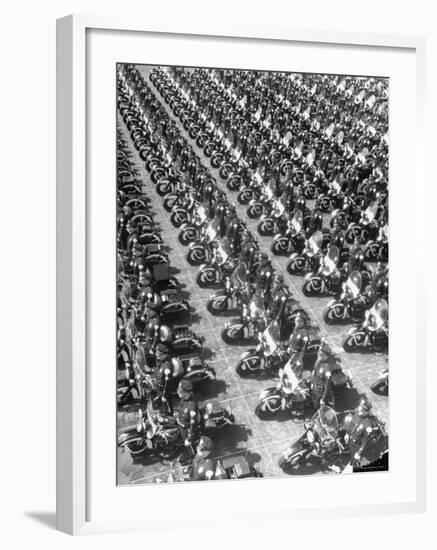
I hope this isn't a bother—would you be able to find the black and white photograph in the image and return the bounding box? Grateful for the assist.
[116,63,389,485]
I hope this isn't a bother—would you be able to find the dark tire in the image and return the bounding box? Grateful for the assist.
[343,330,366,352]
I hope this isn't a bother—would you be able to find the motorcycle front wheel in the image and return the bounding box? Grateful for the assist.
[343,330,366,352]
[207,295,229,315]
[302,277,323,297]
[197,268,219,288]
[236,354,262,376]
[323,302,347,324]
[187,246,207,266]
[255,397,282,418]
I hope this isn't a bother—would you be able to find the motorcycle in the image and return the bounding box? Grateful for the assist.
[118,400,234,458]
[286,230,323,275]
[370,367,389,395]
[186,220,220,266]
[235,322,289,376]
[256,198,288,236]
[278,406,386,471]
[178,203,209,246]
[221,297,267,345]
[196,239,238,288]
[363,223,388,262]
[302,245,343,297]
[323,270,368,324]
[343,298,389,353]
[270,210,306,256]
[254,363,312,418]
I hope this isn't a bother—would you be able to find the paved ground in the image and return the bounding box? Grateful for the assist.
[117,65,389,485]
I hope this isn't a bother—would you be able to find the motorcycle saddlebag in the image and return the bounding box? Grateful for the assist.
[221,456,252,479]
[152,263,171,282]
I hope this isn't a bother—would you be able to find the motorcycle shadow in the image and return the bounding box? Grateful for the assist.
[333,388,362,412]
[213,424,253,456]
[197,379,228,399]
[283,455,351,476]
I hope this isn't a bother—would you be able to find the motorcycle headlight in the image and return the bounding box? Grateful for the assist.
[136,421,142,433]
[146,427,154,439]
[307,430,315,443]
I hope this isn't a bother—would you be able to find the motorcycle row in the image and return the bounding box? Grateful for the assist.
[116,62,389,480]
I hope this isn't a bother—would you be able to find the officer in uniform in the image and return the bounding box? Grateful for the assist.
[343,397,379,465]
[189,436,222,481]
[287,313,310,377]
[310,338,336,408]
[267,275,288,323]
[175,380,200,455]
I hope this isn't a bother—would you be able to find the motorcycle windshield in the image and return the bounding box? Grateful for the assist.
[322,245,340,274]
[308,230,323,254]
[290,210,303,234]
[196,205,207,223]
[364,201,378,223]
[146,402,158,437]
[345,270,362,298]
[366,299,388,331]
[233,262,248,285]
[311,406,339,442]
[206,221,218,242]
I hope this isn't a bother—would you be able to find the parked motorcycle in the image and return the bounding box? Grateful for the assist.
[235,322,289,376]
[343,298,388,353]
[323,271,368,324]
[302,245,343,297]
[119,400,234,458]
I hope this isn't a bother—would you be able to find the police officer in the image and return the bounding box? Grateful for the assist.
[267,274,288,322]
[175,380,200,455]
[310,338,336,408]
[189,436,222,481]
[287,313,310,377]
[343,397,379,465]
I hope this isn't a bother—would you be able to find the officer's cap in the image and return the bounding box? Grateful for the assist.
[198,435,214,451]
[179,379,193,392]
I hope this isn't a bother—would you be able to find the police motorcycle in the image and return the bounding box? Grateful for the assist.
[163,179,191,212]
[363,223,388,262]
[328,193,362,230]
[237,169,264,205]
[170,193,199,228]
[302,245,343,297]
[118,400,234,458]
[221,292,268,345]
[186,218,224,266]
[254,361,312,418]
[257,194,288,236]
[196,237,238,288]
[178,202,209,246]
[370,367,389,395]
[247,180,277,219]
[278,406,386,471]
[270,209,306,256]
[344,199,380,244]
[235,321,289,377]
[151,324,205,356]
[154,453,263,483]
[315,176,343,213]
[286,230,324,275]
[148,263,191,318]
[323,270,369,325]
[343,298,388,353]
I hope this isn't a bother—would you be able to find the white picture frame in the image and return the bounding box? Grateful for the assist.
[56,14,427,535]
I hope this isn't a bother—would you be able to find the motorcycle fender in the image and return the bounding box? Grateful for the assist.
[326,298,336,308]
[283,440,305,459]
[240,349,257,360]
[212,289,227,298]
[346,326,360,337]
[289,252,298,261]
[304,272,315,280]
[259,387,280,401]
